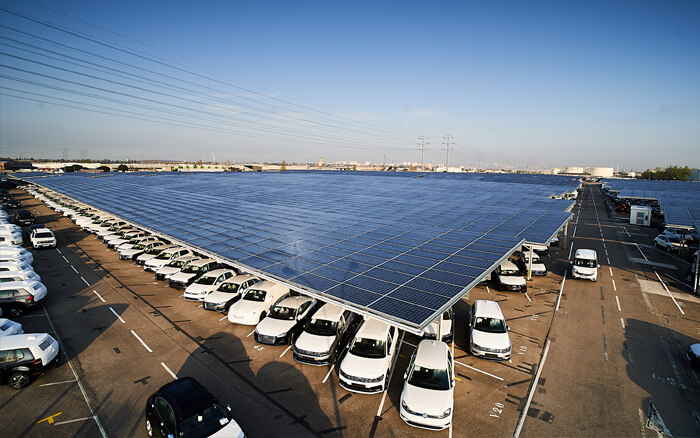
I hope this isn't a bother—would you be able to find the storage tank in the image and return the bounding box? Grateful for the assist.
[590,167,614,178]
[564,166,584,174]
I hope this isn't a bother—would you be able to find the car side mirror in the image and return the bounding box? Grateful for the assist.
[226,404,232,412]
[452,379,456,387]
[403,371,408,379]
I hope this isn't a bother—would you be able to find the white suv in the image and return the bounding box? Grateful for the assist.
[183,269,236,301]
[143,247,192,272]
[338,318,398,394]
[254,296,317,345]
[468,300,511,361]
[293,303,357,366]
[0,333,59,389]
[202,274,259,312]
[155,255,201,281]
[30,228,57,249]
[227,281,290,325]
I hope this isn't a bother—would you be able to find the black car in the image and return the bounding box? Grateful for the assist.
[14,209,35,226]
[145,377,244,438]
[5,199,20,208]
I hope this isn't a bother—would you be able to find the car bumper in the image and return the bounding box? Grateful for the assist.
[254,332,288,345]
[471,346,510,361]
[293,350,331,366]
[400,408,451,430]
[501,283,527,292]
[202,301,226,312]
[338,376,385,393]
[32,241,56,248]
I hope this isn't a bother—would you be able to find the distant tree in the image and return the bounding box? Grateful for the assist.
[97,165,111,172]
[639,165,693,181]
[281,160,287,171]
[116,164,129,172]
[62,164,83,172]
[352,164,357,171]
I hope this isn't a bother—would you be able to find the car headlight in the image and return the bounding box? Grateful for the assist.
[401,400,408,409]
[438,408,451,419]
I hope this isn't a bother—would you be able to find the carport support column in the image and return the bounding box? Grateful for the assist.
[694,253,699,296]
[436,314,443,340]
[563,222,568,248]
[528,244,533,281]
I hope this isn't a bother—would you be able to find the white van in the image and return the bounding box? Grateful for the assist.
[468,300,511,361]
[338,318,398,393]
[571,249,598,281]
[227,281,290,325]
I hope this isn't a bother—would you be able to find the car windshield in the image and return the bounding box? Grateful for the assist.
[521,253,541,263]
[217,282,240,293]
[574,258,597,268]
[500,268,521,276]
[178,403,229,437]
[408,365,450,391]
[349,337,386,359]
[474,317,507,333]
[195,275,217,285]
[155,252,172,260]
[167,259,185,268]
[182,264,201,274]
[268,305,297,320]
[146,247,164,254]
[304,318,338,336]
[132,244,145,250]
[34,232,52,238]
[243,289,267,302]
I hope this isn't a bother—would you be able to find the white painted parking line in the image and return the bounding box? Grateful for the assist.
[54,416,95,426]
[654,271,685,315]
[606,256,610,265]
[402,340,418,348]
[322,364,335,384]
[39,379,77,387]
[197,304,203,308]
[279,344,293,358]
[514,339,550,438]
[608,267,613,277]
[70,265,79,274]
[555,270,566,312]
[635,243,648,261]
[93,290,106,303]
[454,360,504,381]
[131,330,153,353]
[486,285,491,294]
[572,226,577,238]
[615,295,621,312]
[219,315,228,321]
[246,329,256,338]
[55,248,62,254]
[620,318,625,330]
[80,276,90,286]
[524,292,532,303]
[109,307,125,323]
[161,362,178,380]
[62,255,69,263]
[612,279,617,292]
[568,243,575,260]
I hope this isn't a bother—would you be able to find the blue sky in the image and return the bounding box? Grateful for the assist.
[1,0,698,170]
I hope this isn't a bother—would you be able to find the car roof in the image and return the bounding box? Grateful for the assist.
[414,339,450,369]
[500,260,519,270]
[155,377,217,419]
[275,295,313,308]
[574,249,597,259]
[189,258,216,267]
[201,268,234,277]
[473,300,505,319]
[0,333,52,350]
[161,246,187,254]
[223,273,258,285]
[311,302,346,320]
[248,280,287,292]
[356,318,390,339]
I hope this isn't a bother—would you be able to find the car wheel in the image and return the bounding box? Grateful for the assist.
[666,246,671,252]
[9,306,24,318]
[146,419,153,437]
[654,241,658,247]
[8,371,29,389]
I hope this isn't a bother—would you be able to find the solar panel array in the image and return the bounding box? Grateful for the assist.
[26,171,577,331]
[602,178,700,232]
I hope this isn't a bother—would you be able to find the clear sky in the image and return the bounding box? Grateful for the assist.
[1,0,698,170]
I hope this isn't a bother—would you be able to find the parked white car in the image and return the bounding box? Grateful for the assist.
[202,274,260,312]
[653,234,687,252]
[421,308,454,342]
[0,253,33,266]
[571,249,598,281]
[400,340,454,430]
[468,300,511,361]
[119,240,166,261]
[338,318,398,393]
[168,258,220,288]
[107,230,148,249]
[0,333,59,388]
[517,250,547,276]
[293,303,357,366]
[155,255,201,281]
[117,236,161,253]
[30,228,57,249]
[0,280,48,317]
[254,296,317,345]
[143,247,192,272]
[491,260,527,292]
[0,229,22,245]
[227,281,290,325]
[183,269,236,301]
[0,318,23,336]
[0,270,41,283]
[662,228,695,242]
[0,262,35,274]
[0,245,34,263]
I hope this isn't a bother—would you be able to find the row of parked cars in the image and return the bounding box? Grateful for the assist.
[26,185,523,432]
[0,199,60,391]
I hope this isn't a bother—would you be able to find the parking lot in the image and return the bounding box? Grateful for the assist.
[2,182,699,437]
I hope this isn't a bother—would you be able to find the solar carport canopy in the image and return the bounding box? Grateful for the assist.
[25,171,576,332]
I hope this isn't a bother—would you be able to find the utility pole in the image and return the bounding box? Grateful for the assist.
[443,135,452,172]
[478,151,482,171]
[418,136,428,171]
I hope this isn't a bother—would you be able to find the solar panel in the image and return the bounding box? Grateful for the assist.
[24,171,576,332]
